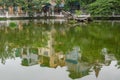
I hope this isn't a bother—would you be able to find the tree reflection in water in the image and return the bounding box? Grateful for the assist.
[0,20,120,79]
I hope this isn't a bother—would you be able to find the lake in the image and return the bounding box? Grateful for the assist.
[0,19,120,80]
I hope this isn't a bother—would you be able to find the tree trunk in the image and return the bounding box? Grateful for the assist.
[9,6,13,15]
[18,6,22,15]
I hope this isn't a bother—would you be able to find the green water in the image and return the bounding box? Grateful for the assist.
[0,20,120,80]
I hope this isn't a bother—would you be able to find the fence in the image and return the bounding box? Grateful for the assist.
[92,12,120,17]
[0,11,64,18]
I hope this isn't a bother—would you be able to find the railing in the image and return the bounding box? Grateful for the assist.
[93,15,120,17]
[0,11,120,18]
[0,12,28,18]
[0,11,65,18]
[92,12,120,17]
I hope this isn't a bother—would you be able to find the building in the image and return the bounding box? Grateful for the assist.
[21,48,38,66]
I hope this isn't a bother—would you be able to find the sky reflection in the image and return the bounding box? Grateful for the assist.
[0,58,71,80]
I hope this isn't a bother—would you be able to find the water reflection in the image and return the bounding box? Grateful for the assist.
[0,20,120,80]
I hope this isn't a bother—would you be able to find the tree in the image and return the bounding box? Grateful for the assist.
[0,0,50,16]
[87,0,120,15]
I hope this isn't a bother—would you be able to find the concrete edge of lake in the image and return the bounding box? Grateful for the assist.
[92,16,120,20]
[0,16,65,20]
[0,16,120,21]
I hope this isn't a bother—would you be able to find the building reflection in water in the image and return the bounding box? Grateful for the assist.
[2,40,118,79]
[21,48,38,66]
[101,48,116,66]
[1,45,118,79]
[65,47,90,79]
[0,20,120,80]
[20,46,91,79]
[19,46,104,79]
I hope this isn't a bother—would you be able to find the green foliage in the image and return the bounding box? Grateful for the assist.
[30,48,38,54]
[68,20,77,24]
[64,0,80,11]
[9,22,17,29]
[0,0,49,16]
[69,71,83,79]
[0,20,120,66]
[54,21,120,63]
[75,10,82,15]
[0,0,119,16]
[75,26,82,32]
[87,0,120,15]
[80,0,96,5]
[21,58,29,66]
[0,21,120,80]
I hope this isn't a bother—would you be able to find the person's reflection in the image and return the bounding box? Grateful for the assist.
[18,21,23,31]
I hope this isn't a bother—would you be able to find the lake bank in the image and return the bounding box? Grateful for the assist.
[93,16,120,20]
[0,15,120,21]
